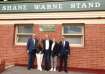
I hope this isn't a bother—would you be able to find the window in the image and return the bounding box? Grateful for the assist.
[62,23,84,47]
[15,24,33,45]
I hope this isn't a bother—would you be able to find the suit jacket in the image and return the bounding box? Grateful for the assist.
[43,39,53,52]
[59,41,70,56]
[51,42,59,57]
[27,37,38,53]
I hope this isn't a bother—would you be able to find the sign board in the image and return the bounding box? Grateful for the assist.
[40,24,56,32]
[0,0,105,13]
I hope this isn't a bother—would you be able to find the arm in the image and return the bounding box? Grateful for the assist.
[42,40,45,53]
[27,39,30,53]
[58,41,62,56]
[67,42,70,55]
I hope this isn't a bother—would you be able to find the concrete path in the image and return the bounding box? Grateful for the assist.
[1,66,96,74]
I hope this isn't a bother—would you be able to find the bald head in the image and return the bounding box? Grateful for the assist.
[32,34,36,39]
[61,36,65,41]
[45,34,49,40]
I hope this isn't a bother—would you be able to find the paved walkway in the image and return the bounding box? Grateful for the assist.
[1,66,96,74]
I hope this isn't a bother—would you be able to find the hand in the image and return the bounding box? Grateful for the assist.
[68,54,70,57]
[27,50,29,53]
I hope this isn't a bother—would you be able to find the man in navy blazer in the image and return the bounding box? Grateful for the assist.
[59,36,70,72]
[27,34,38,70]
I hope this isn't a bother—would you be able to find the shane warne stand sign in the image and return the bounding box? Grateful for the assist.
[0,0,105,13]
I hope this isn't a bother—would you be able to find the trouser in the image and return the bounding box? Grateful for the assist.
[51,56,57,69]
[44,50,51,70]
[36,53,43,70]
[59,54,68,71]
[28,52,36,69]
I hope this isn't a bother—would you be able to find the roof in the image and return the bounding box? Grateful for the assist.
[0,0,88,3]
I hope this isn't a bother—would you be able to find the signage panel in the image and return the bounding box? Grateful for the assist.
[0,0,104,13]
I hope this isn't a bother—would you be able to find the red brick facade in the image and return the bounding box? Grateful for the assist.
[0,24,105,70]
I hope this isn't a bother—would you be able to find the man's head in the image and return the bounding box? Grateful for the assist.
[52,38,55,42]
[45,34,49,40]
[61,36,65,41]
[32,34,36,39]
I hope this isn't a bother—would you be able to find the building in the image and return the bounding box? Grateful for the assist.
[0,0,105,71]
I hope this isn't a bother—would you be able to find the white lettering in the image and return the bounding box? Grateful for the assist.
[81,3,87,8]
[46,4,52,9]
[40,5,46,10]
[58,4,63,9]
[0,2,102,12]
[12,6,17,10]
[95,2,101,7]
[76,3,81,8]
[88,2,94,8]
[7,6,12,10]
[46,4,63,10]
[18,5,23,10]
[52,4,58,9]
[34,5,39,9]
[1,5,27,11]
[2,6,6,10]
[70,3,76,8]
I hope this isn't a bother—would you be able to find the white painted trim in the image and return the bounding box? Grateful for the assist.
[15,24,33,46]
[5,64,15,69]
[70,44,84,48]
[62,24,84,48]
[0,11,105,19]
[0,19,105,25]
[15,43,27,46]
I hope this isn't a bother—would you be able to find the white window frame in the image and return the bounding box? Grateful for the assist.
[62,23,84,47]
[15,24,33,46]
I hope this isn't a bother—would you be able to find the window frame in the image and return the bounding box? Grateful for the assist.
[15,24,34,46]
[62,23,84,47]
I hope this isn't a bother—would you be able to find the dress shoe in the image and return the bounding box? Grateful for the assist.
[27,67,31,70]
[64,70,68,73]
[58,69,61,72]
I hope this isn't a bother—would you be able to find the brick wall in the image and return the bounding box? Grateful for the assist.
[70,24,105,70]
[0,25,15,66]
[0,24,105,70]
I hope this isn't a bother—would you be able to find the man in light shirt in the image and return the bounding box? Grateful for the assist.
[43,34,52,71]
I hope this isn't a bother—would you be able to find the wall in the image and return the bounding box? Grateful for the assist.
[70,24,105,70]
[0,25,15,66]
[0,23,105,70]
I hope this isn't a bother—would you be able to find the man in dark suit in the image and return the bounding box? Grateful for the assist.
[27,34,38,70]
[59,36,70,72]
[43,34,52,71]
